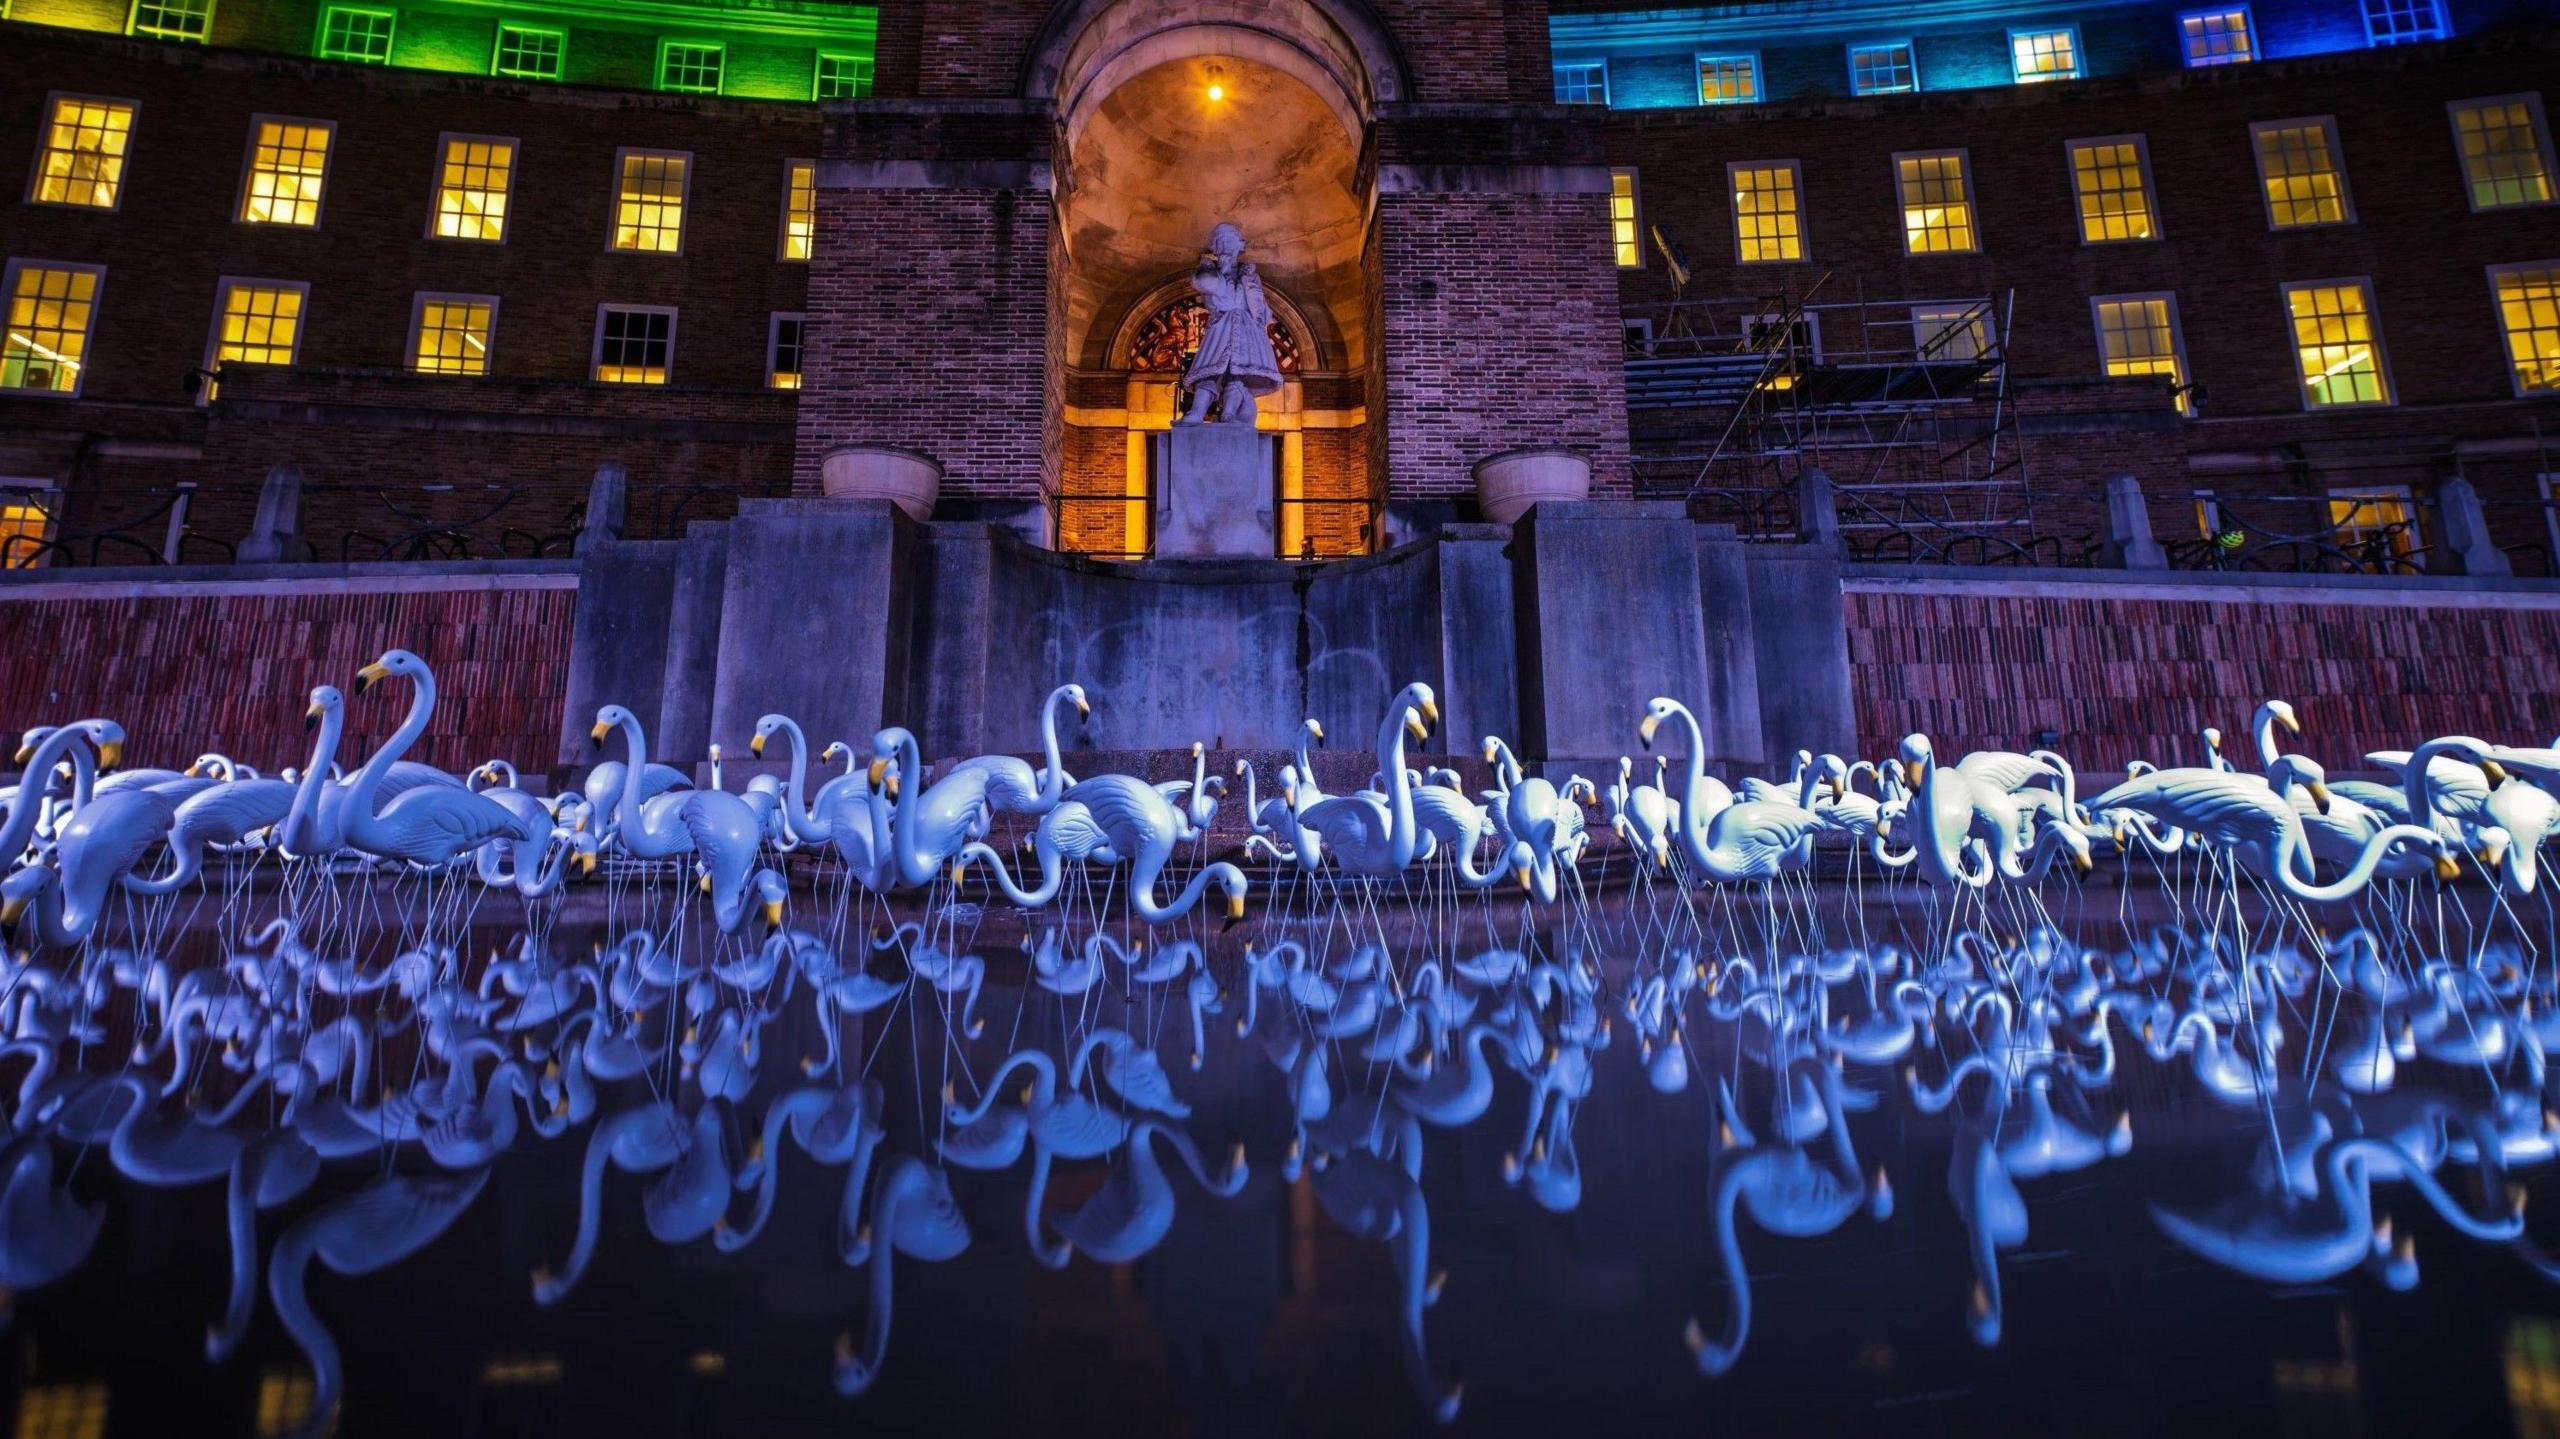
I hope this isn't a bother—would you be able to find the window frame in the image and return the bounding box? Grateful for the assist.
[767,310,807,390]
[655,38,726,96]
[2067,133,2162,245]
[2177,6,2258,66]
[406,291,499,378]
[1552,58,1610,106]
[26,92,140,213]
[312,4,396,65]
[2360,0,2447,46]
[1727,159,1810,265]
[490,22,566,80]
[608,147,693,257]
[2487,260,2560,399]
[1608,167,1644,269]
[813,51,872,101]
[2007,25,2083,84]
[127,0,214,42]
[780,158,817,263]
[591,303,679,386]
[2250,116,2356,229]
[202,275,310,401]
[1,258,107,400]
[233,114,337,230]
[2088,290,2190,411]
[2280,276,2394,411]
[424,132,518,245]
[1911,303,1991,362]
[1892,147,1980,256]
[1693,51,1762,106]
[2448,93,2557,214]
[1846,39,1917,96]
[2540,473,2560,561]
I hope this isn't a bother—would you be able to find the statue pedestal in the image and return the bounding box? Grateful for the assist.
[1151,422,1274,558]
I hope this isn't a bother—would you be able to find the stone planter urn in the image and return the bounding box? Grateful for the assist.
[820,444,942,521]
[1471,446,1591,525]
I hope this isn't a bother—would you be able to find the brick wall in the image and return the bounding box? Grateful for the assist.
[1844,578,2560,769]
[1377,185,1632,498]
[0,577,575,774]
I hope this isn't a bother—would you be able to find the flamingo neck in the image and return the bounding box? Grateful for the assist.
[283,709,345,854]
[348,672,435,821]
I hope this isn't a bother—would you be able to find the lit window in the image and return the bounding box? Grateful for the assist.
[2284,279,2391,407]
[1697,54,1759,105]
[1913,303,1989,361]
[314,6,394,64]
[2253,118,2353,228]
[2492,263,2560,395]
[768,313,805,390]
[1849,41,1916,95]
[129,0,211,42]
[10,1381,107,1439]
[611,150,689,254]
[2180,8,2256,65]
[493,25,564,80]
[815,52,872,101]
[0,487,51,569]
[1608,169,1642,268]
[2450,96,2556,211]
[2092,293,2188,409]
[429,135,514,242]
[1729,162,1806,263]
[2329,486,2417,569]
[2542,475,2560,565]
[658,42,724,95]
[3,261,104,397]
[410,294,495,376]
[2361,0,2445,45]
[204,279,306,401]
[255,1369,315,1439]
[1896,150,1977,255]
[29,96,137,211]
[1553,61,1608,105]
[237,117,333,228]
[2070,136,2158,243]
[594,305,674,384]
[782,160,816,261]
[2010,27,2081,83]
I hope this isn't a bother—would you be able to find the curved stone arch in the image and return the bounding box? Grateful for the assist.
[1098,267,1333,374]
[1022,0,1411,150]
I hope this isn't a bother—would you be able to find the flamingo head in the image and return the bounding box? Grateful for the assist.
[305,686,342,733]
[355,647,426,697]
[590,704,635,747]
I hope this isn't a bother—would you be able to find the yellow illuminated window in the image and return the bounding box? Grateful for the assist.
[205,279,306,401]
[2092,294,2187,408]
[3,262,103,397]
[315,6,393,63]
[237,118,332,227]
[2254,119,2351,228]
[1609,168,1642,268]
[612,150,688,254]
[1896,150,1976,254]
[2010,27,2080,82]
[782,160,816,261]
[1697,54,1759,104]
[658,42,723,95]
[2180,7,2256,65]
[431,135,514,241]
[493,25,563,79]
[129,0,211,41]
[594,305,673,384]
[1848,41,1915,95]
[411,295,494,376]
[2285,280,2390,407]
[10,1382,108,1439]
[815,52,872,100]
[254,1370,315,1439]
[2450,97,2555,211]
[1913,304,1989,360]
[30,96,137,210]
[2329,487,2416,568]
[2070,137,2158,242]
[0,495,49,569]
[769,313,805,389]
[2493,263,2560,395]
[1730,162,1805,263]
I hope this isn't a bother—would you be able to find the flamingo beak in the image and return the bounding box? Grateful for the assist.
[2280,711,2301,734]
[2072,847,2093,873]
[1308,720,1325,746]
[2485,759,2510,787]
[1904,760,1926,789]
[2435,851,2462,883]
[750,733,766,756]
[305,703,324,732]
[1226,892,1245,921]
[867,758,889,787]
[1481,738,1499,764]
[1638,715,1659,748]
[1405,712,1429,745]
[884,772,899,800]
[1,893,25,929]
[1420,696,1440,727]
[1076,698,1091,719]
[354,660,391,696]
[2480,837,2510,870]
[589,720,611,745]
[2307,780,2332,814]
[763,897,785,930]
[1515,864,1533,891]
[96,739,122,771]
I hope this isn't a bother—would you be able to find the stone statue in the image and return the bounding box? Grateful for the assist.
[1180,222,1283,426]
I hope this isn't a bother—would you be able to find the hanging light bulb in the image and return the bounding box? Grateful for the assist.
[1205,62,1227,102]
